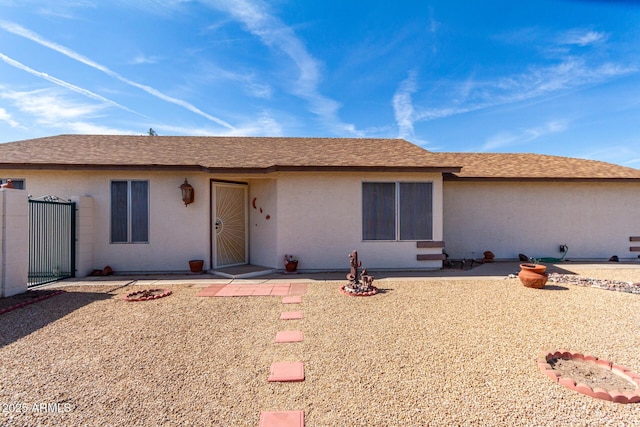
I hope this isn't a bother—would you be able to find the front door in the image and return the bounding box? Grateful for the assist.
[212,182,248,268]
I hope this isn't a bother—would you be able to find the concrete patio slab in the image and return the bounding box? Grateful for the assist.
[41,261,640,291]
[251,287,274,296]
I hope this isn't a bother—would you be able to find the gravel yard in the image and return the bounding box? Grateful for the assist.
[1,268,640,426]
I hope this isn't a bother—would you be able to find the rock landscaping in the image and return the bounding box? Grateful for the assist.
[548,273,640,294]
[1,268,639,425]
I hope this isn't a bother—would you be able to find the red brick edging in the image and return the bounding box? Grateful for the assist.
[0,290,66,315]
[124,289,172,302]
[538,350,640,403]
[339,285,379,296]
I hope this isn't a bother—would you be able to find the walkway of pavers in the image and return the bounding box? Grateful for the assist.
[198,282,308,427]
[196,283,308,297]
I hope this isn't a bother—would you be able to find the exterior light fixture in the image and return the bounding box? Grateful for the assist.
[179,179,194,206]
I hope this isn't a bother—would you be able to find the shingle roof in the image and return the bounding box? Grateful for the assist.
[0,134,460,173]
[434,152,640,180]
[1,134,639,180]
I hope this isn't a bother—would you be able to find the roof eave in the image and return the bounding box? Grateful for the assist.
[0,163,205,172]
[0,163,462,174]
[205,165,463,174]
[443,175,640,182]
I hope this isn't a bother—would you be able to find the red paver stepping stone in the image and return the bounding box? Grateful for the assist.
[259,410,304,427]
[270,288,291,296]
[289,283,307,295]
[280,311,303,320]
[268,362,304,382]
[251,287,274,296]
[282,295,303,304]
[275,330,304,343]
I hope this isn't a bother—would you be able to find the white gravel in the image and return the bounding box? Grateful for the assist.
[1,269,640,426]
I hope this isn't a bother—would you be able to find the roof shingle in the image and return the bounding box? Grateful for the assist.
[1,134,639,180]
[433,152,640,180]
[0,135,459,172]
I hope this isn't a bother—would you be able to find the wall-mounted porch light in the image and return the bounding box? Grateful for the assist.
[179,179,194,206]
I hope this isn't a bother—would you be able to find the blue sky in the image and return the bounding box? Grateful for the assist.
[1,0,640,167]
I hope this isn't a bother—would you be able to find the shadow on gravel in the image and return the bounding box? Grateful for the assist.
[0,291,112,347]
[542,285,570,291]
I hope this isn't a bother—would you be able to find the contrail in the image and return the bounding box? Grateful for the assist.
[0,20,235,130]
[0,52,144,116]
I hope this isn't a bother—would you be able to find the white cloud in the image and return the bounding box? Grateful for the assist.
[0,20,235,130]
[413,58,636,123]
[2,88,106,123]
[392,71,417,139]
[225,111,283,136]
[129,54,161,65]
[481,120,568,151]
[154,110,283,136]
[64,122,137,134]
[559,30,607,47]
[0,51,142,115]
[0,106,20,127]
[0,87,135,134]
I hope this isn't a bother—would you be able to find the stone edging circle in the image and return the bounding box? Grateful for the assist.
[124,289,172,302]
[339,286,379,297]
[538,350,640,403]
[0,290,66,315]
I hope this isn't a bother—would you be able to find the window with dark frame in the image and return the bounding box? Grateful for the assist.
[362,182,433,241]
[110,180,149,243]
[0,178,25,189]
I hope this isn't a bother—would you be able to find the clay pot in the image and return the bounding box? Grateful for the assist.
[284,261,298,273]
[189,260,204,273]
[518,263,548,289]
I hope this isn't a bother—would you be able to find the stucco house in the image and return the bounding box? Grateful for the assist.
[1,134,640,278]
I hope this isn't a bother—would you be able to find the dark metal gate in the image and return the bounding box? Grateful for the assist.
[28,197,76,287]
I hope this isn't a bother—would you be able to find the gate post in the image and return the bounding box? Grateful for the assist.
[70,196,94,277]
[0,188,28,297]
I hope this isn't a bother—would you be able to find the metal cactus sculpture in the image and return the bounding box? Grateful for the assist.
[343,250,377,295]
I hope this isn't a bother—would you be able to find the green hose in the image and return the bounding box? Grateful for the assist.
[534,245,568,263]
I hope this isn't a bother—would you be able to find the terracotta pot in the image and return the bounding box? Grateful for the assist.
[284,261,298,273]
[518,263,548,288]
[189,260,204,273]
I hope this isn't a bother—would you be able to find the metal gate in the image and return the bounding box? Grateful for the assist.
[28,196,76,287]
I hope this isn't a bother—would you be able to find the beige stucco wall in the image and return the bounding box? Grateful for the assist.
[273,172,444,270]
[0,189,29,296]
[0,169,213,273]
[246,178,277,268]
[0,168,445,272]
[443,181,640,260]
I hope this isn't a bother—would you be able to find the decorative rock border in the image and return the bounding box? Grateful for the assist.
[124,289,172,302]
[0,290,66,315]
[538,350,640,403]
[548,273,640,294]
[339,285,379,297]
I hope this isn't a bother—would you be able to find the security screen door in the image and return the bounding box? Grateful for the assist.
[213,182,247,267]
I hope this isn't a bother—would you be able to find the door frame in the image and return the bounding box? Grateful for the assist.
[210,180,249,269]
